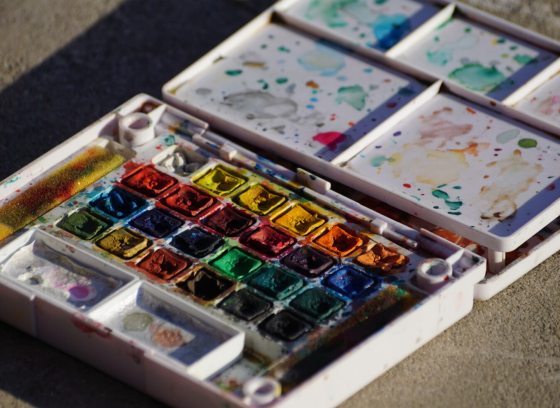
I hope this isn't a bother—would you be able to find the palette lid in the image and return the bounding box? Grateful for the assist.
[162,16,559,254]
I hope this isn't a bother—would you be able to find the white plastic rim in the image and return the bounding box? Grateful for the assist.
[416,258,453,292]
[242,377,281,406]
[118,112,155,147]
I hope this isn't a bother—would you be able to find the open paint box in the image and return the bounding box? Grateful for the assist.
[0,1,558,407]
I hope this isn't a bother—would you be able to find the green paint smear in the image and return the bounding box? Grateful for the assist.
[432,189,449,200]
[225,69,242,76]
[374,0,387,3]
[276,77,288,84]
[518,138,538,148]
[448,211,462,216]
[514,54,537,65]
[448,63,506,93]
[278,46,290,53]
[336,84,367,111]
[305,0,358,28]
[163,135,175,146]
[371,155,394,167]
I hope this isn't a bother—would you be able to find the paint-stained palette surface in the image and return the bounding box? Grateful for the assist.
[398,17,556,100]
[284,0,440,51]
[172,23,424,161]
[515,72,560,127]
[344,93,560,242]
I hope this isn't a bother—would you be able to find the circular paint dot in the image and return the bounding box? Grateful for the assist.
[68,285,97,302]
[518,138,537,148]
[150,324,185,349]
[123,312,154,332]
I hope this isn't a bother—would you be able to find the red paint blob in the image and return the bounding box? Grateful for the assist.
[122,167,177,197]
[312,132,346,151]
[403,183,412,188]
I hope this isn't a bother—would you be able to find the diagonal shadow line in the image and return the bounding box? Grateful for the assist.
[0,0,275,407]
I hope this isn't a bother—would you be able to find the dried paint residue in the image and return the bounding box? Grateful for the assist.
[194,166,246,195]
[273,205,325,236]
[480,149,543,221]
[448,63,506,93]
[314,225,363,256]
[0,146,124,242]
[96,228,150,259]
[356,243,408,272]
[210,248,262,280]
[336,85,367,111]
[58,208,111,240]
[297,43,346,76]
[234,185,285,215]
[419,107,473,148]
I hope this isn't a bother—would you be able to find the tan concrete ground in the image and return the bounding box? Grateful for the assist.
[0,1,559,407]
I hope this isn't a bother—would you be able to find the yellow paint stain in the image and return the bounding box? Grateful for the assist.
[273,204,325,236]
[0,146,124,242]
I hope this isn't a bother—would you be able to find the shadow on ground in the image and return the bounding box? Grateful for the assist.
[0,0,273,406]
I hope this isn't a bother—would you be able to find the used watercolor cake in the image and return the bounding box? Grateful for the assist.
[0,95,485,407]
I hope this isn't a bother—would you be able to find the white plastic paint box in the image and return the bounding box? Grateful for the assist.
[0,94,485,407]
[0,0,558,407]
[163,0,560,301]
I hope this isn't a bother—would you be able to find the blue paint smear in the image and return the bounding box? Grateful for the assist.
[372,14,411,50]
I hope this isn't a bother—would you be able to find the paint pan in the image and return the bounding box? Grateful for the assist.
[88,282,244,380]
[153,145,208,176]
[162,184,215,217]
[96,228,151,260]
[194,166,247,196]
[209,247,263,281]
[177,267,234,301]
[171,227,224,258]
[314,224,363,256]
[282,0,441,52]
[137,248,189,281]
[273,204,326,236]
[122,167,177,197]
[323,266,381,299]
[259,310,311,342]
[58,208,112,240]
[0,230,132,310]
[130,209,183,238]
[90,187,147,219]
[247,265,305,300]
[203,206,255,237]
[241,225,296,257]
[234,184,286,216]
[282,246,334,277]
[219,288,272,321]
[289,287,345,320]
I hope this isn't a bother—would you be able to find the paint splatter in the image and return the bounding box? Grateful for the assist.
[222,91,298,119]
[448,63,506,93]
[336,85,367,111]
[480,149,543,221]
[513,54,536,65]
[426,34,477,66]
[432,189,463,213]
[370,155,394,167]
[276,77,288,84]
[496,129,520,144]
[372,14,410,49]
[305,0,358,28]
[313,132,347,151]
[298,44,346,76]
[518,138,537,148]
[225,69,242,76]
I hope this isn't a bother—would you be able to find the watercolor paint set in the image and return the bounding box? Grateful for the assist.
[0,1,559,407]
[0,94,485,406]
[163,0,560,301]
